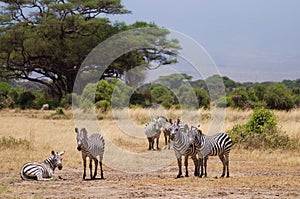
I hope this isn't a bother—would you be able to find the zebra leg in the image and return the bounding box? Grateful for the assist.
[89,158,93,179]
[168,135,170,149]
[203,156,208,177]
[225,154,230,178]
[82,156,87,180]
[93,159,98,179]
[198,157,203,178]
[164,133,167,146]
[176,158,183,178]
[156,137,160,150]
[147,137,152,150]
[99,161,104,179]
[36,172,45,181]
[219,154,226,178]
[191,155,199,176]
[184,155,189,177]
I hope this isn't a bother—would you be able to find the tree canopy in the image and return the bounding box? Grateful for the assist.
[0,0,180,99]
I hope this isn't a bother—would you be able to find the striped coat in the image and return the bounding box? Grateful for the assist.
[20,151,64,181]
[188,127,232,178]
[145,116,168,150]
[169,119,199,178]
[75,128,105,180]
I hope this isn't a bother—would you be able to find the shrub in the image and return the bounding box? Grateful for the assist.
[245,108,276,134]
[263,83,295,111]
[95,100,110,112]
[55,107,65,115]
[18,91,36,109]
[228,108,293,149]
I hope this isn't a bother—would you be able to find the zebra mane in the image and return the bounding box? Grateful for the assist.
[44,155,56,170]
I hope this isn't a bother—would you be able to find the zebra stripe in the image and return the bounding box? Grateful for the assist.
[20,150,64,181]
[169,119,199,178]
[188,127,232,178]
[144,116,168,150]
[75,128,105,180]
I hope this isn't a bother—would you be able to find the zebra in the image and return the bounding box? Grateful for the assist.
[188,127,232,178]
[169,119,199,178]
[20,150,64,181]
[75,128,105,180]
[163,127,171,149]
[144,116,168,150]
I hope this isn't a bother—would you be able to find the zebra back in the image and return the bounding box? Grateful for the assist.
[76,128,105,161]
[144,116,167,138]
[20,150,64,180]
[189,129,232,158]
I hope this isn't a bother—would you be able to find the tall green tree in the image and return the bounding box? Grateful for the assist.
[0,0,179,99]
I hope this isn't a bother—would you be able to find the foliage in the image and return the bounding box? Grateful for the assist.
[0,0,180,99]
[215,96,230,108]
[1,74,300,111]
[18,91,36,109]
[263,83,295,111]
[55,107,65,115]
[228,108,293,149]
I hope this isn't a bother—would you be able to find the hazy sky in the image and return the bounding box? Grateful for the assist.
[110,0,300,82]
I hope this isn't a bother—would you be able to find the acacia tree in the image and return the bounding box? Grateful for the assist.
[0,0,179,99]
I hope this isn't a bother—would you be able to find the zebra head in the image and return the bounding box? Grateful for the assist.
[75,128,88,151]
[187,126,200,144]
[169,119,180,141]
[51,150,64,170]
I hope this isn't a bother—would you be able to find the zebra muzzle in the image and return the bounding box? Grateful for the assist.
[77,146,82,151]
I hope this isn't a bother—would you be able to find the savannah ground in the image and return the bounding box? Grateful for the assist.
[0,108,300,198]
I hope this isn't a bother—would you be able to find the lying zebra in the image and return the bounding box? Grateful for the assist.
[188,126,232,178]
[20,150,64,181]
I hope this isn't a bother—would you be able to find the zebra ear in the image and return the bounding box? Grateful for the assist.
[59,151,65,156]
[169,119,172,124]
[176,119,180,125]
[81,128,87,137]
[51,150,55,156]
[75,128,79,133]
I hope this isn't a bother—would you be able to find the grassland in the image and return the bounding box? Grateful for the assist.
[0,108,300,198]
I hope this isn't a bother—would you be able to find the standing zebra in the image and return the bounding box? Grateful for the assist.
[144,116,168,150]
[75,128,105,180]
[188,127,232,178]
[20,150,64,181]
[169,119,199,178]
[163,127,171,149]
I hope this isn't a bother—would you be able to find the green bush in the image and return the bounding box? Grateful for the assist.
[245,108,276,134]
[55,107,65,115]
[228,108,293,149]
[18,91,36,109]
[95,100,110,112]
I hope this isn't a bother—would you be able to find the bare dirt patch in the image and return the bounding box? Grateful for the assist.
[1,160,300,199]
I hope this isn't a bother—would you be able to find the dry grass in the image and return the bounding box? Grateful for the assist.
[0,107,299,172]
[0,108,300,198]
